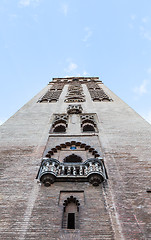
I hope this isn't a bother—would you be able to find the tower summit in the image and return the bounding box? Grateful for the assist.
[0,77,151,239]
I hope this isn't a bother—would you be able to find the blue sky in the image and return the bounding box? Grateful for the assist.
[0,0,151,124]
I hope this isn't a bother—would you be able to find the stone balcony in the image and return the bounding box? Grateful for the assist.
[37,158,107,187]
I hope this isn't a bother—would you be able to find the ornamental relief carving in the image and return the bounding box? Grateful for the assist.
[80,114,97,132]
[65,80,85,103]
[39,82,65,102]
[51,114,68,133]
[67,104,83,114]
[86,81,112,102]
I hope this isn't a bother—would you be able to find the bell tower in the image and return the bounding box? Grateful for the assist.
[36,77,112,237]
[0,77,151,239]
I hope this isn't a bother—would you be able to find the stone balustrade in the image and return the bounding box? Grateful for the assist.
[37,158,107,187]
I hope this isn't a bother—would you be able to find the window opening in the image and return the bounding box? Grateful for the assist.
[53,125,66,133]
[64,154,82,163]
[83,124,95,132]
[67,213,75,229]
[62,196,80,229]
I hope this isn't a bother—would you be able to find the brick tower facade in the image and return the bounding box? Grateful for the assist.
[0,77,151,240]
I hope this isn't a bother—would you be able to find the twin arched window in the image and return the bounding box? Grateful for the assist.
[51,114,97,133]
[53,123,95,133]
[52,114,68,133]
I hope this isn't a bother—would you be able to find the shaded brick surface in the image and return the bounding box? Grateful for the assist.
[0,79,151,239]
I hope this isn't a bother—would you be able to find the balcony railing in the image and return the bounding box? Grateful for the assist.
[37,158,107,187]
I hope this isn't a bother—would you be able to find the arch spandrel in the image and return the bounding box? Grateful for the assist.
[44,141,101,163]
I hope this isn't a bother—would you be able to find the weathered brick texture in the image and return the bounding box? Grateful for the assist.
[0,78,151,239]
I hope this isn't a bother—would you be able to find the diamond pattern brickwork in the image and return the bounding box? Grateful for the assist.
[65,80,85,102]
[86,81,112,102]
[39,82,65,102]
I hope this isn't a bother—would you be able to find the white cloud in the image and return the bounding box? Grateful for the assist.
[83,71,88,76]
[32,14,38,22]
[129,15,136,29]
[64,75,73,78]
[140,26,151,41]
[133,80,149,96]
[19,0,30,6]
[64,59,89,76]
[128,23,134,29]
[147,67,151,75]
[82,27,92,42]
[142,17,149,23]
[131,14,136,20]
[9,14,18,19]
[65,62,78,73]
[19,0,40,7]
[73,71,89,77]
[61,3,68,16]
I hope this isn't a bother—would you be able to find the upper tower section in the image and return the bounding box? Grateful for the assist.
[36,77,111,187]
[38,77,112,103]
[51,76,101,83]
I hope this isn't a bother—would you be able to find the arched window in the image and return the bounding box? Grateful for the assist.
[80,114,96,133]
[51,114,68,133]
[53,125,66,133]
[63,154,82,163]
[62,196,80,229]
[83,124,95,132]
[102,98,110,102]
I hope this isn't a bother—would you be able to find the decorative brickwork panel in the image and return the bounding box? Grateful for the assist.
[86,81,112,101]
[44,141,101,160]
[39,82,65,102]
[67,104,83,114]
[65,80,85,102]
[80,114,97,132]
[51,114,68,133]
